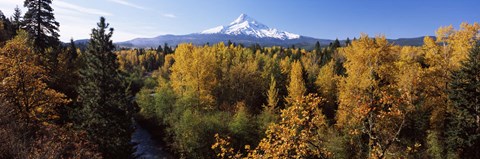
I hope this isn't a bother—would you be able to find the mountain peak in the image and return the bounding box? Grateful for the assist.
[231,13,256,25]
[201,14,300,40]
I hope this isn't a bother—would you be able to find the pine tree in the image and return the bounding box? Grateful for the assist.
[345,37,351,46]
[75,17,135,158]
[0,11,13,42]
[314,41,322,60]
[446,45,480,158]
[314,41,321,52]
[332,38,341,49]
[11,6,22,32]
[164,43,173,54]
[23,0,60,53]
[67,39,78,68]
[156,44,163,53]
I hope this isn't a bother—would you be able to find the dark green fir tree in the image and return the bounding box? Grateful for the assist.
[10,6,22,33]
[75,17,136,159]
[446,45,480,158]
[345,37,351,46]
[23,0,60,53]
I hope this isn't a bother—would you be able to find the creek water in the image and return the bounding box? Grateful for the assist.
[132,121,173,159]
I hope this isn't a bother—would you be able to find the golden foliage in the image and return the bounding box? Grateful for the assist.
[0,31,69,123]
[249,94,330,158]
[171,43,219,108]
[286,60,306,101]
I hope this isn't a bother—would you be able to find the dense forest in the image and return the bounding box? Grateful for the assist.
[1,0,480,159]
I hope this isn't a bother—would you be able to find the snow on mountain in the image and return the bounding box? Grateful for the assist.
[200,14,300,40]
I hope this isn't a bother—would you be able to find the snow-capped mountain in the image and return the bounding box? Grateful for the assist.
[201,14,300,40]
[117,14,327,48]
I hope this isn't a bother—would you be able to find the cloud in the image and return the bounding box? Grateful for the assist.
[54,0,112,16]
[106,0,146,10]
[0,0,22,5]
[51,1,113,41]
[162,14,177,18]
[0,0,23,15]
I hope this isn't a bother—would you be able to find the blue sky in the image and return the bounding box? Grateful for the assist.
[1,0,479,42]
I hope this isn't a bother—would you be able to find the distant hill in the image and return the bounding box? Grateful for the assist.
[388,36,434,46]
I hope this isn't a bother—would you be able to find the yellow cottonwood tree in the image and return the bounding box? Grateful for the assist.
[171,43,219,109]
[0,30,68,123]
[336,34,409,158]
[249,95,329,158]
[287,60,306,101]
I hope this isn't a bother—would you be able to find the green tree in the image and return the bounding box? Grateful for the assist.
[164,43,173,54]
[314,41,321,53]
[345,37,351,46]
[10,6,22,33]
[75,17,135,158]
[332,38,341,49]
[0,11,13,43]
[446,45,480,158]
[23,0,59,53]
[156,44,163,53]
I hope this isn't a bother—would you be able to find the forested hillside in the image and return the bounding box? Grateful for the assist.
[1,1,480,159]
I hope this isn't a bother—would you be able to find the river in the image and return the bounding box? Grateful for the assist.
[132,121,173,159]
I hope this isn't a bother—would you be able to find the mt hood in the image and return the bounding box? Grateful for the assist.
[201,14,300,40]
[117,14,330,48]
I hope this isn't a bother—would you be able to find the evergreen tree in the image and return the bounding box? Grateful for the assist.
[156,44,163,53]
[332,38,341,49]
[23,0,60,53]
[164,43,173,54]
[345,37,351,46]
[313,41,323,65]
[67,39,78,68]
[0,10,13,42]
[446,45,480,158]
[75,17,135,158]
[314,41,321,53]
[51,38,80,123]
[11,6,22,32]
